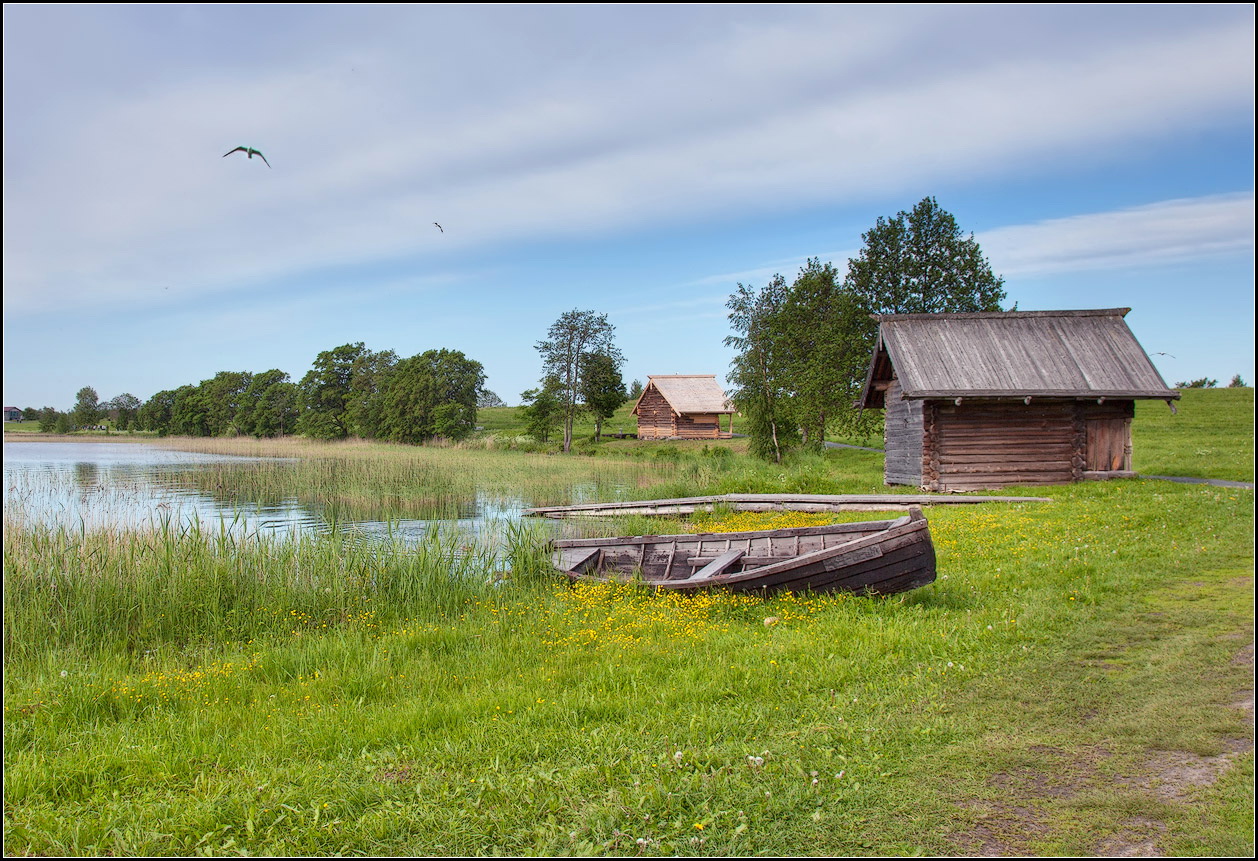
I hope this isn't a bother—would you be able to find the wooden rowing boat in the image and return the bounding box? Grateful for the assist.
[550,506,937,596]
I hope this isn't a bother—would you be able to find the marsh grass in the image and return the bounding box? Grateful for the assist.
[145,436,686,519]
[3,390,1253,856]
[1,512,556,665]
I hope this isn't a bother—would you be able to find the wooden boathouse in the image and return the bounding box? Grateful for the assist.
[632,375,735,440]
[857,308,1180,491]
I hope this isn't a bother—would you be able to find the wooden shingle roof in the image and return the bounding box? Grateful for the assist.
[859,308,1179,408]
[633,375,734,415]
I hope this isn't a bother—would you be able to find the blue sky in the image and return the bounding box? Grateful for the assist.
[3,4,1254,412]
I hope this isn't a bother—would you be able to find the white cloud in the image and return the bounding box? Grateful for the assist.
[978,193,1255,277]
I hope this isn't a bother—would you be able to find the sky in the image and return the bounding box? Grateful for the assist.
[3,4,1254,413]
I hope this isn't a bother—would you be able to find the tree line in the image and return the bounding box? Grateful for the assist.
[32,343,490,443]
[32,324,642,448]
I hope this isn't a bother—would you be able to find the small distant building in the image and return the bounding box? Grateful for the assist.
[3,407,23,422]
[632,375,735,440]
[857,308,1180,491]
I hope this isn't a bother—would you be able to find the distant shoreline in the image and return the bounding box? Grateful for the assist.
[3,433,157,444]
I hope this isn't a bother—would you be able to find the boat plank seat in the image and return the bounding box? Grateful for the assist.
[686,549,745,581]
[685,555,792,568]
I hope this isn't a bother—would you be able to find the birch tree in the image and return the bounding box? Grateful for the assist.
[534,310,623,452]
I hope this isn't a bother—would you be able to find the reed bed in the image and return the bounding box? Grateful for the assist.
[1,510,556,665]
[144,436,690,520]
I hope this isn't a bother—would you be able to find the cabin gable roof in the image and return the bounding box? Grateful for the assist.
[859,308,1180,408]
[632,375,733,416]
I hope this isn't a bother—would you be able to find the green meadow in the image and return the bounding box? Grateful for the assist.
[3,388,1253,856]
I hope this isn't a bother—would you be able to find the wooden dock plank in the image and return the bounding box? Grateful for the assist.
[526,492,1050,518]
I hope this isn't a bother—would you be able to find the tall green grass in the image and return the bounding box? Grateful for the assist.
[1,512,556,665]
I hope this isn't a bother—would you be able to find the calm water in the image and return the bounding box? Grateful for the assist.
[2,441,534,543]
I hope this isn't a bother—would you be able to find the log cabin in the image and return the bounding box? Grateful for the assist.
[632,375,735,440]
[857,309,1180,491]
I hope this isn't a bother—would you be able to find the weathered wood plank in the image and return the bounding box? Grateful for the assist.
[562,546,601,574]
[529,492,1050,518]
[687,549,745,581]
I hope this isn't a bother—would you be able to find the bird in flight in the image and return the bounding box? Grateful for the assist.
[1152,352,1176,358]
[223,146,271,168]
[434,222,443,233]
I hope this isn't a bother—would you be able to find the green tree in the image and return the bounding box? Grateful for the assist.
[376,349,485,444]
[240,370,299,438]
[535,310,623,452]
[200,371,253,436]
[844,196,1007,318]
[346,349,399,439]
[106,393,142,431]
[627,379,644,401]
[725,276,798,463]
[776,258,875,448]
[297,343,371,440]
[477,390,507,409]
[71,386,101,429]
[169,385,209,436]
[1228,375,1246,388]
[519,377,565,443]
[137,390,177,435]
[36,406,61,433]
[1176,377,1218,389]
[579,352,627,441]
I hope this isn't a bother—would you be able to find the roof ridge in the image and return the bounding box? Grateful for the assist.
[873,308,1130,322]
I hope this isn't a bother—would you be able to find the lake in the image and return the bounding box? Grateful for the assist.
[2,440,535,543]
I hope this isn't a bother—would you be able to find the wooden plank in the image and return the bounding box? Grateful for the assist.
[528,493,1052,519]
[687,549,745,581]
[685,555,793,567]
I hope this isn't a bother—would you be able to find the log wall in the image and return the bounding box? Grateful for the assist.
[901,398,1136,492]
[883,380,924,486]
[673,413,723,439]
[634,386,676,440]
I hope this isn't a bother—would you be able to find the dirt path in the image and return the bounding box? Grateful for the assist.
[949,640,1255,856]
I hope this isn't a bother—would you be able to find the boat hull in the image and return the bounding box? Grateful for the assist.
[551,507,937,596]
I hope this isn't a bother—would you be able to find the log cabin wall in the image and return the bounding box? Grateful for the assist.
[883,380,924,486]
[634,385,676,439]
[674,413,722,439]
[919,399,1135,491]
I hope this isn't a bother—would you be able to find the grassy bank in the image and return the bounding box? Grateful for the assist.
[3,391,1252,856]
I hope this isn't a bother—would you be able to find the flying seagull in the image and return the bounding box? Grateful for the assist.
[434,222,443,232]
[223,146,271,168]
[1152,352,1176,358]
